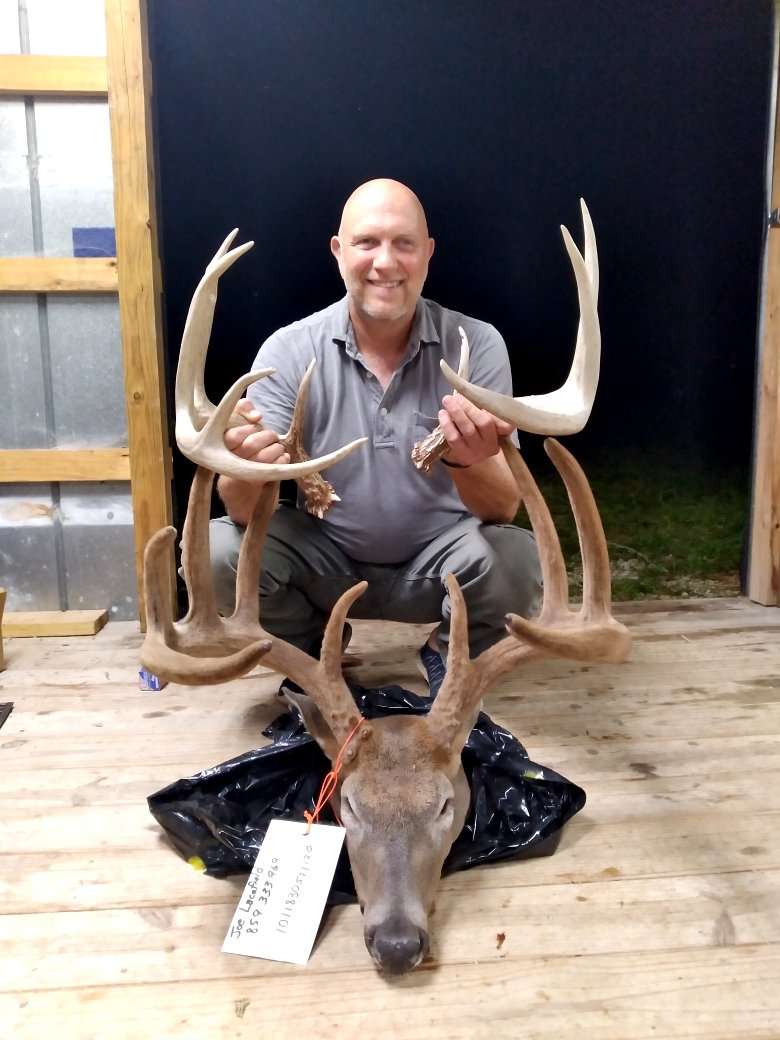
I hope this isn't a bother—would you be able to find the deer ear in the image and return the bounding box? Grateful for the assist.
[281,688,340,762]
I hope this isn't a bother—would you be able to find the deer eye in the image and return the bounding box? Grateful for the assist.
[438,798,454,819]
[341,794,358,820]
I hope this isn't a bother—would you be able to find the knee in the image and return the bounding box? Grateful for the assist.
[477,524,542,618]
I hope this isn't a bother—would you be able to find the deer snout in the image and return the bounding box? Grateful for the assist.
[366,917,429,975]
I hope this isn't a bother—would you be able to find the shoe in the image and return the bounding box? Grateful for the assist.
[417,642,447,699]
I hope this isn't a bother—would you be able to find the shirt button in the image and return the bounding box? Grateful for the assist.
[380,407,388,416]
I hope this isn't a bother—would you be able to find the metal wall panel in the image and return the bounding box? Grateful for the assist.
[0,484,60,610]
[60,482,137,620]
[47,294,126,446]
[0,1,20,53]
[25,0,106,56]
[34,100,114,257]
[0,99,34,256]
[0,296,47,448]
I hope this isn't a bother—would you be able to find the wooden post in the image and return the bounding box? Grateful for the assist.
[0,588,6,671]
[749,14,780,606]
[105,0,174,629]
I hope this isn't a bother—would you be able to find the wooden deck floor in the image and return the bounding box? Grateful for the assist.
[1,598,779,1039]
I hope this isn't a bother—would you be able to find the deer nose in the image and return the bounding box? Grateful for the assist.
[366,919,429,975]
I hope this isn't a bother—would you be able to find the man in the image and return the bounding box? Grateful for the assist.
[210,178,541,695]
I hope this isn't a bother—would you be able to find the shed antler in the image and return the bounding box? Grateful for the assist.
[441,199,600,436]
[427,437,631,746]
[176,229,366,510]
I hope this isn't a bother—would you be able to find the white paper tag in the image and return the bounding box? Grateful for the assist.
[222,819,346,965]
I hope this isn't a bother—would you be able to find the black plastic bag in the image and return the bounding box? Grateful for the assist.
[148,682,585,903]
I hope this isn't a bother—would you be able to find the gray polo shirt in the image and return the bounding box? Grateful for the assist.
[247,296,515,565]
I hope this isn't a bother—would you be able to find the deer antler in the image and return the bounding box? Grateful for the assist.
[426,436,631,747]
[175,228,366,484]
[440,199,599,436]
[141,468,366,742]
[410,327,470,472]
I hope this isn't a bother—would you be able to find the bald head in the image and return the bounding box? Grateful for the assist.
[331,179,435,328]
[338,179,430,238]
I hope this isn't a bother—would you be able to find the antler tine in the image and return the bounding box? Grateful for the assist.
[410,327,470,473]
[280,357,316,456]
[319,581,368,680]
[179,466,219,626]
[143,526,179,648]
[502,439,570,618]
[231,481,279,625]
[439,199,600,436]
[545,437,611,618]
[425,574,478,746]
[176,235,255,433]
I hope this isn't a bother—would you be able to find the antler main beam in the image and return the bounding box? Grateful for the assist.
[440,199,599,436]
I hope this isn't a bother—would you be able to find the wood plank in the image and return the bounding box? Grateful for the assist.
[0,256,118,292]
[2,610,108,638]
[1,870,778,992]
[2,946,779,1040]
[0,448,130,482]
[749,61,780,605]
[0,54,107,96]
[105,0,174,628]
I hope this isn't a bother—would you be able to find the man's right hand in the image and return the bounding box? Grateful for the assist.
[223,398,291,466]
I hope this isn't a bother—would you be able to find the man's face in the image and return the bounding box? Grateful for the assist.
[331,190,434,326]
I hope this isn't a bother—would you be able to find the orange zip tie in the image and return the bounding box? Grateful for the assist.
[304,716,366,833]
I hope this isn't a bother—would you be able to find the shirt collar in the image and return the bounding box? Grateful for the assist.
[332,296,440,361]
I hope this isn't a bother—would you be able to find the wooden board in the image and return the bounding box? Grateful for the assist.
[749,56,780,605]
[0,449,130,482]
[0,54,107,96]
[1,609,108,638]
[1,598,780,1039]
[105,0,174,628]
[0,256,118,293]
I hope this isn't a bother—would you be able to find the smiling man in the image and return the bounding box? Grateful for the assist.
[211,178,541,693]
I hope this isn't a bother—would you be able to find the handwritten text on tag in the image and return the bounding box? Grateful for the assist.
[222,819,346,965]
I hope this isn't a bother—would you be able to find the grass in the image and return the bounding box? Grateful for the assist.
[517,452,748,602]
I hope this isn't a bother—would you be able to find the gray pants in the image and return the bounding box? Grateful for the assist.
[209,507,541,659]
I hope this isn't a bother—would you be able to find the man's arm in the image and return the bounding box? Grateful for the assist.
[216,400,290,527]
[437,394,521,523]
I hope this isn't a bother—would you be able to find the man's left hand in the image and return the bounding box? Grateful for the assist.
[437,394,515,468]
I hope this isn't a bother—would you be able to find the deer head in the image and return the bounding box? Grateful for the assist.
[141,208,631,975]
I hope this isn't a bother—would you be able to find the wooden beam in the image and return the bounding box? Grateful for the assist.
[748,41,780,606]
[0,257,118,293]
[0,55,108,96]
[105,0,174,630]
[0,588,5,671]
[1,609,108,638]
[0,449,131,483]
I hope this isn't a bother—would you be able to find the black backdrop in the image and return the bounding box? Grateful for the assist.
[148,0,773,520]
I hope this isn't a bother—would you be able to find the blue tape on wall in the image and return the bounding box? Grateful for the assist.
[72,227,116,258]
